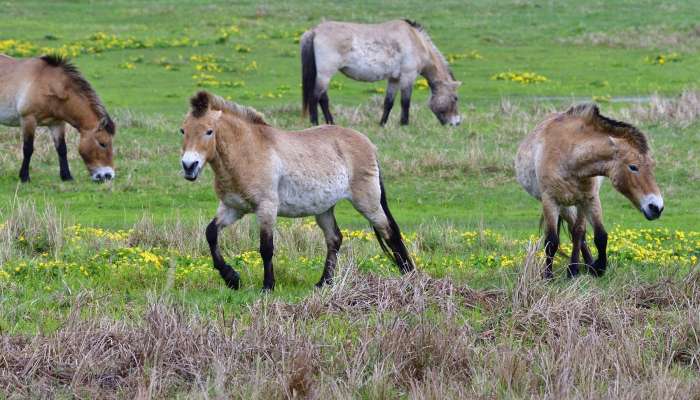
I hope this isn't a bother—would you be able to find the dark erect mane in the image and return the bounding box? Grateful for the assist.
[40,54,115,135]
[566,103,649,154]
[403,19,423,30]
[190,91,268,125]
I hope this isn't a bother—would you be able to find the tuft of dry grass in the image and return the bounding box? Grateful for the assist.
[3,248,700,398]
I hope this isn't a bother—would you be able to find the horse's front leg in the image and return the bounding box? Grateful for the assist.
[257,202,278,291]
[18,116,37,182]
[542,197,560,279]
[399,85,413,126]
[379,79,399,126]
[205,204,241,289]
[567,206,587,278]
[50,123,72,181]
[585,199,608,277]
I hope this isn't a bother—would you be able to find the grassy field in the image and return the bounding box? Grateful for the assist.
[1,0,700,398]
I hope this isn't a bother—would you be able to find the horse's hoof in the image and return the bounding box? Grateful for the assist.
[61,174,74,182]
[261,285,274,292]
[566,264,580,278]
[19,175,30,183]
[542,270,554,280]
[221,268,240,290]
[588,260,607,277]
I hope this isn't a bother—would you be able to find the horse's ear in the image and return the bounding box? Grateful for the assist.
[48,80,68,100]
[608,136,619,152]
[452,81,462,88]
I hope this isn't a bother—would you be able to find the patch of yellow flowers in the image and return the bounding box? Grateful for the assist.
[491,71,548,84]
[0,224,697,285]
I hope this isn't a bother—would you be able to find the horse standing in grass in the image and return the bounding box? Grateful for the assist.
[516,103,664,278]
[180,91,414,290]
[301,19,461,127]
[0,54,115,182]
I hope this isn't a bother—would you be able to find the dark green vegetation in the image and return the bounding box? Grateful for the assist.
[1,1,699,397]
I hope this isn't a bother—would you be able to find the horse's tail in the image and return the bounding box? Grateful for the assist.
[373,168,415,274]
[301,30,316,117]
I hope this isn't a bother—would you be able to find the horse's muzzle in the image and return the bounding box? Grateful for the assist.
[182,160,200,181]
[91,166,115,182]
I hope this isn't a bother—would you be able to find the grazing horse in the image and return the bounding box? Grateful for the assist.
[180,91,415,290]
[301,19,461,126]
[0,54,115,182]
[515,103,664,278]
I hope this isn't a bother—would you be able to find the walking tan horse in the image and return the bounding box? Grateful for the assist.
[180,91,415,290]
[0,54,115,182]
[516,103,663,278]
[301,19,461,127]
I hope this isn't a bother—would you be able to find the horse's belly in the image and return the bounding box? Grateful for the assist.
[340,41,402,82]
[0,101,20,126]
[277,174,350,217]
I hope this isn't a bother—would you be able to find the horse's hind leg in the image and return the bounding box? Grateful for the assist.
[315,207,342,287]
[18,116,36,182]
[50,124,72,181]
[585,198,608,277]
[313,75,333,125]
[542,197,560,279]
[319,92,334,125]
[256,201,278,291]
[379,79,399,126]
[351,180,414,274]
[206,203,241,290]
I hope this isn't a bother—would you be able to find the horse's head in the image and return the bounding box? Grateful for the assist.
[180,91,221,181]
[429,80,461,126]
[79,116,115,182]
[607,136,663,220]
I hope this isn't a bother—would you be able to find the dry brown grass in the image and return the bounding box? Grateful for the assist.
[3,246,700,399]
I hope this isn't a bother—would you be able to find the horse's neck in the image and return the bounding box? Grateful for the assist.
[568,136,616,179]
[418,42,450,83]
[210,118,259,182]
[62,95,100,132]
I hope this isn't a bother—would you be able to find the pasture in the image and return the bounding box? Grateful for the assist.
[1,0,699,398]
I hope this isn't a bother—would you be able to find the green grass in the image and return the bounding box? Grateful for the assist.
[1,1,700,396]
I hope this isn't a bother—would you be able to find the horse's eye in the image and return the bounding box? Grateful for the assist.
[98,142,107,149]
[628,164,639,172]
[205,129,213,136]
[180,128,185,135]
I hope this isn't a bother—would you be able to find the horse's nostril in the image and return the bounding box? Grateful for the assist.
[104,173,113,180]
[649,204,659,213]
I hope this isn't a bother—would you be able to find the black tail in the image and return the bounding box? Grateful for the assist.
[301,31,316,117]
[373,170,415,274]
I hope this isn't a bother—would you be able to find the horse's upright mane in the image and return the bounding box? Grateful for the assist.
[40,54,115,135]
[190,91,268,126]
[402,19,454,80]
[566,103,649,153]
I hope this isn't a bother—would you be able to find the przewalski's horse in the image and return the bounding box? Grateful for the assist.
[0,54,115,182]
[301,19,461,127]
[180,91,415,290]
[516,103,663,279]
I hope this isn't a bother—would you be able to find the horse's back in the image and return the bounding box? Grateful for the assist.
[311,20,416,81]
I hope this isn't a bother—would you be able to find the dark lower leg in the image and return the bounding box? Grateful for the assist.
[591,225,608,276]
[309,94,320,125]
[317,229,342,287]
[260,229,275,290]
[387,227,414,274]
[544,228,559,279]
[319,92,334,124]
[55,137,72,181]
[568,225,584,278]
[581,240,594,267]
[400,88,412,125]
[19,136,34,182]
[205,219,240,289]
